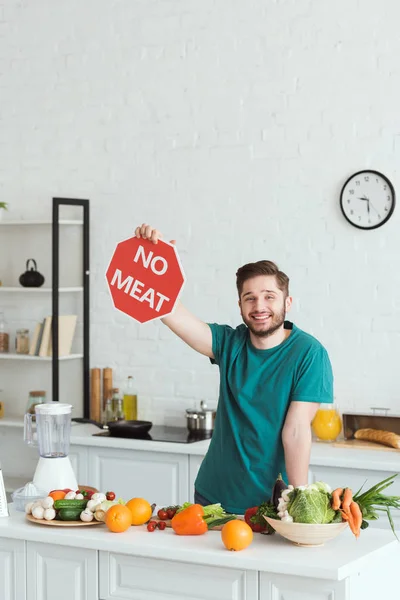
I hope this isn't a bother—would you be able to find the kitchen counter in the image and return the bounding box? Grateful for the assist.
[69,422,212,455]
[0,505,399,600]
[69,423,400,472]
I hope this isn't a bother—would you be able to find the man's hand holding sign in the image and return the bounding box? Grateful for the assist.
[106,226,185,324]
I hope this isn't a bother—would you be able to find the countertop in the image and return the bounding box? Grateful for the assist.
[1,505,399,581]
[69,423,400,471]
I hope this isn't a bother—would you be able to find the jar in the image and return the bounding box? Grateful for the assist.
[312,404,342,442]
[16,329,30,354]
[0,312,9,353]
[26,391,46,417]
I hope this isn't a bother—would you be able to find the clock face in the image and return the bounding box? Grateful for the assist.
[340,170,396,230]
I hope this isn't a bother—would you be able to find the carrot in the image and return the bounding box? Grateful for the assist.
[341,487,353,513]
[331,488,344,511]
[349,501,362,538]
[340,508,358,537]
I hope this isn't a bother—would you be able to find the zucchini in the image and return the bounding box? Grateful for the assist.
[54,499,88,510]
[57,508,83,521]
[207,515,236,530]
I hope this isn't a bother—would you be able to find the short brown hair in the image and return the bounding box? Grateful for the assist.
[236,260,289,298]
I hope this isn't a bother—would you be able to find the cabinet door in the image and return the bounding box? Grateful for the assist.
[27,541,97,600]
[309,466,400,529]
[0,538,26,600]
[260,572,347,600]
[68,445,89,486]
[88,447,189,506]
[100,551,258,600]
[189,455,204,502]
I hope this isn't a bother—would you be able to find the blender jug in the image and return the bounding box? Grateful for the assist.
[24,402,72,457]
[24,402,78,491]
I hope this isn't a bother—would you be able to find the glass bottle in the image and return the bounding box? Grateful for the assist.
[26,391,46,420]
[16,328,30,354]
[0,312,9,353]
[123,376,137,421]
[115,397,125,421]
[104,392,115,424]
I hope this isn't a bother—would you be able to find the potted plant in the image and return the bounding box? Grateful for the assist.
[0,202,8,221]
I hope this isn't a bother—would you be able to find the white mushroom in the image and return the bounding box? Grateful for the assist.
[87,499,102,512]
[75,493,84,500]
[32,505,45,520]
[41,496,54,509]
[91,492,106,502]
[43,508,56,521]
[64,491,77,500]
[80,509,94,522]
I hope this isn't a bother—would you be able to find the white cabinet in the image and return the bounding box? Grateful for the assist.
[0,538,26,600]
[99,551,258,600]
[260,573,347,600]
[88,447,189,506]
[27,541,97,600]
[309,465,400,529]
[68,445,89,486]
[189,454,204,502]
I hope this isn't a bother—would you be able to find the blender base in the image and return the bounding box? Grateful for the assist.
[33,456,78,493]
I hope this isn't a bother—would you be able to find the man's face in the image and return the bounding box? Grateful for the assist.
[238,275,292,338]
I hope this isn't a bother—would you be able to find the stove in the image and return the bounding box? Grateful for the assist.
[92,425,212,444]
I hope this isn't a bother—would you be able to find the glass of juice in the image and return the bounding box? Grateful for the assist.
[312,404,342,442]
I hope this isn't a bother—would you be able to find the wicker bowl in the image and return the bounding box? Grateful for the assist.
[264,517,348,547]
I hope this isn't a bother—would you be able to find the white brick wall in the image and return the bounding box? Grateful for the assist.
[1,0,400,424]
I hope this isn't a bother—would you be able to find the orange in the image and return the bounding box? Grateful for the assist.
[221,519,253,551]
[125,497,153,526]
[105,505,132,533]
[49,490,66,501]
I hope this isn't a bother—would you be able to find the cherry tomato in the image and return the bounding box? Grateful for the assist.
[157,521,166,530]
[106,491,116,501]
[147,521,157,532]
[167,508,176,519]
[157,509,168,520]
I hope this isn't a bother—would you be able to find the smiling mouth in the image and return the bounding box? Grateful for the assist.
[251,314,272,322]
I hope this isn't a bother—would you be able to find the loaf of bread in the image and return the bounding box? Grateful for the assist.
[354,428,400,449]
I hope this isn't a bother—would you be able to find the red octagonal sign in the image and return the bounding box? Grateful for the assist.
[106,237,185,323]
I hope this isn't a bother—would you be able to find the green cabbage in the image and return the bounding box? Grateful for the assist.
[287,487,336,524]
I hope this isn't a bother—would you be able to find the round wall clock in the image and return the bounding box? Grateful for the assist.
[340,170,396,230]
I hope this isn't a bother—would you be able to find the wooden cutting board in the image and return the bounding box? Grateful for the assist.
[332,439,400,452]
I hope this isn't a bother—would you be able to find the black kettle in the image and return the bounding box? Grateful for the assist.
[19,259,45,288]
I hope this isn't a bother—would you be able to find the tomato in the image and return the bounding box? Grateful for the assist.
[147,521,157,532]
[106,491,116,501]
[157,521,166,530]
[157,509,168,520]
[62,488,73,494]
[167,508,176,519]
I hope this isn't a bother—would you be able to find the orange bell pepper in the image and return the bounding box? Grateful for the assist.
[171,504,208,536]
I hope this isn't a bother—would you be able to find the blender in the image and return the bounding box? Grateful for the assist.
[24,402,78,492]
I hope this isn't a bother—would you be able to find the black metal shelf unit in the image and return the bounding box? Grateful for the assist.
[52,198,90,418]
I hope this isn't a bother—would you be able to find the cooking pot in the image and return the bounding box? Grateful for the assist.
[186,400,216,433]
[19,259,45,288]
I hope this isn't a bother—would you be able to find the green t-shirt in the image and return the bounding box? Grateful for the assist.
[194,321,333,514]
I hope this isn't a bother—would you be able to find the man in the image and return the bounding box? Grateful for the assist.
[135,224,333,514]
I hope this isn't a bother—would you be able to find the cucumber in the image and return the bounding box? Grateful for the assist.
[54,499,88,510]
[57,508,83,521]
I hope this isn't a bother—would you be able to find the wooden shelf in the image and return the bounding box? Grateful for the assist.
[0,287,83,293]
[0,353,83,361]
[0,220,83,226]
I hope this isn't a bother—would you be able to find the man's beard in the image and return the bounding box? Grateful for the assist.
[242,305,286,338]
